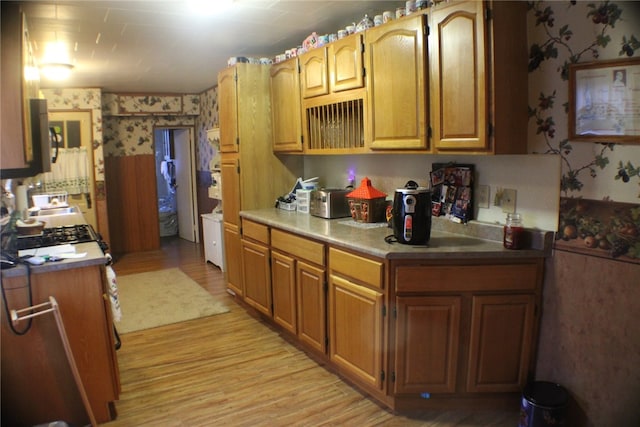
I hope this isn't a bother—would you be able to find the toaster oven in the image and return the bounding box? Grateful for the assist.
[309,189,351,219]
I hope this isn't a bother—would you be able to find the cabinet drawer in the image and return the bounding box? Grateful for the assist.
[272,228,324,266]
[395,263,541,293]
[329,247,384,289]
[242,220,269,245]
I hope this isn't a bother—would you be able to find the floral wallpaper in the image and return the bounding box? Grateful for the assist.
[102,115,196,157]
[102,93,200,116]
[195,85,219,187]
[527,0,640,263]
[39,88,105,182]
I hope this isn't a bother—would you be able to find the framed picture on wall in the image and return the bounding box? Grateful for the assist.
[568,57,640,143]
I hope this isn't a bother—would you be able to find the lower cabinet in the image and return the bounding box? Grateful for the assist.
[241,220,271,316]
[271,251,297,334]
[1,265,120,425]
[271,228,326,353]
[223,223,243,297]
[392,260,542,403]
[394,296,461,394]
[233,217,545,412]
[466,294,536,393]
[328,247,385,392]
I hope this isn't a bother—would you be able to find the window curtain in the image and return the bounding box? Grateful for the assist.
[41,147,90,195]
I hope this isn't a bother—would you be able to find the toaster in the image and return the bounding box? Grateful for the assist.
[309,189,351,219]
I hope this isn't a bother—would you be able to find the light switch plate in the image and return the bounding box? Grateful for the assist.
[501,189,517,213]
[477,185,490,209]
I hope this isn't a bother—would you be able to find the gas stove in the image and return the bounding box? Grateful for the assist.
[15,224,108,253]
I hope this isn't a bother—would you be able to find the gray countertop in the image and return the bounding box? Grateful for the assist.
[1,241,107,278]
[240,209,554,260]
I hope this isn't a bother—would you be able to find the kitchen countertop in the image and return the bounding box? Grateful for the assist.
[240,208,554,260]
[1,241,108,278]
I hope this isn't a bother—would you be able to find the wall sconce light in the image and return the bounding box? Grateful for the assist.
[39,62,74,80]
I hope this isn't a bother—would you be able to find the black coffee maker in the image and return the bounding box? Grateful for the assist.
[392,180,432,245]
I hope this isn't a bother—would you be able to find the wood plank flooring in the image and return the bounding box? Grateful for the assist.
[103,237,519,426]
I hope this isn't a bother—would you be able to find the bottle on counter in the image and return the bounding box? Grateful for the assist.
[503,212,524,249]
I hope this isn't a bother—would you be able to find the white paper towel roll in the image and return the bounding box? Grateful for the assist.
[15,185,28,213]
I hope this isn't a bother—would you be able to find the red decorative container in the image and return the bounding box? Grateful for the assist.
[346,177,387,223]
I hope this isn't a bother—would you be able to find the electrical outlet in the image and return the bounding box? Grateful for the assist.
[477,185,490,209]
[501,188,517,213]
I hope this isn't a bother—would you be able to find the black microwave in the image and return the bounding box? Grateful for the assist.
[1,98,57,179]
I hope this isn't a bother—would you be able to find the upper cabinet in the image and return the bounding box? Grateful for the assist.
[1,3,44,177]
[218,66,239,153]
[271,58,303,152]
[300,47,329,98]
[328,34,365,93]
[365,14,429,151]
[268,2,527,155]
[430,0,528,154]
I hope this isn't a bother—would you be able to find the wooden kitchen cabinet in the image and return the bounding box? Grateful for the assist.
[392,259,542,405]
[365,14,429,151]
[218,66,239,153]
[300,47,329,98]
[1,265,120,426]
[328,247,385,391]
[218,63,303,295]
[270,58,303,152]
[328,33,365,93]
[271,228,326,353]
[394,295,461,394]
[271,250,297,334]
[467,293,535,393]
[430,0,528,154]
[241,221,271,317]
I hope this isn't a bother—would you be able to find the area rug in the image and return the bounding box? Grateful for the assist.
[115,268,229,333]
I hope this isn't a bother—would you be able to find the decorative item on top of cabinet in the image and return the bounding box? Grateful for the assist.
[270,57,303,152]
[429,0,528,154]
[365,13,429,151]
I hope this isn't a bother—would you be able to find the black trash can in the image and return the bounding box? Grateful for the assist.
[519,381,568,427]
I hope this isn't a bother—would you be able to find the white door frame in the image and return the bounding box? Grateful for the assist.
[155,126,199,243]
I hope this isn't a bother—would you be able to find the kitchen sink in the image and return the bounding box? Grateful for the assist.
[31,206,80,216]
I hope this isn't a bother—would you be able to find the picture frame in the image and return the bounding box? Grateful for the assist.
[568,57,640,143]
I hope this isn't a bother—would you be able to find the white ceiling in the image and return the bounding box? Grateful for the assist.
[19,0,402,93]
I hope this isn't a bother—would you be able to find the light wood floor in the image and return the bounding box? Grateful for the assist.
[102,237,519,426]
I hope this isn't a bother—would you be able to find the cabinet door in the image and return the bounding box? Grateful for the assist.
[218,66,239,153]
[365,14,428,150]
[329,34,364,92]
[300,47,329,98]
[270,58,303,152]
[297,261,326,353]
[430,1,488,152]
[395,296,461,394]
[271,250,297,334]
[467,294,535,393]
[329,274,384,390]
[241,239,272,316]
[223,223,243,297]
[220,155,240,228]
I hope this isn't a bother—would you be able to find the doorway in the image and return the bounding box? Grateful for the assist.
[48,111,97,229]
[153,127,199,242]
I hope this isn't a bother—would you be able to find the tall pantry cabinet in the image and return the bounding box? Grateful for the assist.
[217,63,302,296]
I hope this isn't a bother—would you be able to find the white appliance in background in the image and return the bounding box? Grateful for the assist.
[201,213,224,271]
